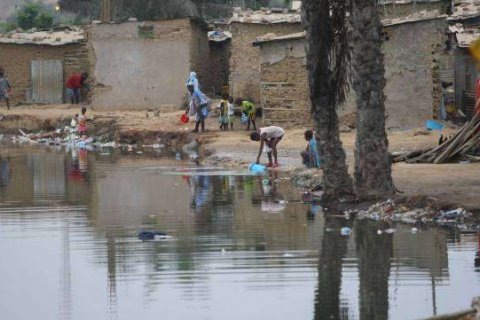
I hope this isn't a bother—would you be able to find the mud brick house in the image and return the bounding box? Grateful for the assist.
[88,18,216,111]
[447,1,480,117]
[0,28,88,104]
[223,8,304,102]
[255,11,450,129]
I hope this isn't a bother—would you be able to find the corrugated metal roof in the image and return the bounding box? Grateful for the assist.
[0,28,85,46]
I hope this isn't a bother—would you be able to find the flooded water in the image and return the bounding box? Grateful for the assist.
[0,144,479,320]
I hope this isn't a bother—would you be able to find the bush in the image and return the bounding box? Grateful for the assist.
[16,3,54,30]
[0,22,17,33]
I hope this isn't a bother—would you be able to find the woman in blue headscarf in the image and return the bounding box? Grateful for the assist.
[186,71,200,91]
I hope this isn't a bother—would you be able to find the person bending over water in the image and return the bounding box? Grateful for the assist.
[250,126,285,168]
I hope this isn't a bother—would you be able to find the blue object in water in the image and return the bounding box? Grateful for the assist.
[426,120,444,131]
[249,163,266,172]
[138,231,167,241]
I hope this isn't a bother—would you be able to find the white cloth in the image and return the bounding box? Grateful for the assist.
[227,103,235,116]
[260,126,285,139]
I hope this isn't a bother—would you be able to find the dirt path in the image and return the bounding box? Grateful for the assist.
[1,104,479,210]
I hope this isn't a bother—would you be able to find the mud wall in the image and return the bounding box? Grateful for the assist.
[259,17,448,129]
[227,22,303,102]
[259,38,310,128]
[89,19,194,111]
[189,20,217,98]
[380,17,448,129]
[0,42,89,104]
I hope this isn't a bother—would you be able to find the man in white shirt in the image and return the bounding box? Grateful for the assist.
[250,126,285,168]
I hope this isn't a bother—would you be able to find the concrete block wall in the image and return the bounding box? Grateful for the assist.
[89,19,193,110]
[0,43,89,104]
[227,22,303,102]
[261,55,311,128]
[259,17,448,130]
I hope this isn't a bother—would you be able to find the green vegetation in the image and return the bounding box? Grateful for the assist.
[16,3,54,30]
[0,22,17,33]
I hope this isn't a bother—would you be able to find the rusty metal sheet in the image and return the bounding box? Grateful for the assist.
[31,60,64,104]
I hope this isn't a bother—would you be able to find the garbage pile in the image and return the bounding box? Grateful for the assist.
[9,121,116,151]
[344,199,478,232]
[395,114,480,163]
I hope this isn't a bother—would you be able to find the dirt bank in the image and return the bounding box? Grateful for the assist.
[0,104,194,147]
[1,104,479,210]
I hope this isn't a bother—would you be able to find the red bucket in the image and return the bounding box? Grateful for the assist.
[180,113,189,124]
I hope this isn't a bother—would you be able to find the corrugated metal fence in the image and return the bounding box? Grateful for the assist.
[30,60,64,104]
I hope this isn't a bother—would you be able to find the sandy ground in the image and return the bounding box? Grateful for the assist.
[1,104,479,210]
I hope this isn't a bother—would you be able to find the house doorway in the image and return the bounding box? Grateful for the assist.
[30,60,64,104]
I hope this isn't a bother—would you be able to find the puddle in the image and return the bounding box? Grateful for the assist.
[0,144,479,320]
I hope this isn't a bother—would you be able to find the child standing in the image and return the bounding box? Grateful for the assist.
[0,69,11,110]
[301,130,321,168]
[76,107,87,136]
[227,96,235,130]
[218,101,229,131]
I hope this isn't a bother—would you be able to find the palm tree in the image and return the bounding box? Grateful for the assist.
[349,0,394,198]
[301,0,353,200]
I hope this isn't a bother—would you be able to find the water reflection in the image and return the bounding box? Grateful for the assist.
[0,145,479,320]
[0,155,10,187]
[314,218,350,320]
[356,223,393,320]
[68,148,89,183]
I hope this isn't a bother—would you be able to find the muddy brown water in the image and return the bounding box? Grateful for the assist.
[0,144,479,320]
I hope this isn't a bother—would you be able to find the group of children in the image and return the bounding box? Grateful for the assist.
[217,96,257,131]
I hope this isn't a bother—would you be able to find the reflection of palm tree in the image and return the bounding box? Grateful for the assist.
[355,222,393,320]
[314,218,349,320]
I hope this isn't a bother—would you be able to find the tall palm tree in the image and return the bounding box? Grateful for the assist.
[349,0,394,198]
[301,0,353,200]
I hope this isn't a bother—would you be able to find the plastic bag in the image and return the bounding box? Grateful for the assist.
[241,113,248,125]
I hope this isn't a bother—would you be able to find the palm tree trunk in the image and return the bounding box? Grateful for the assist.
[350,0,394,199]
[302,0,353,200]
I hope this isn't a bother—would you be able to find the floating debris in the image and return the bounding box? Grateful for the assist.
[138,231,168,241]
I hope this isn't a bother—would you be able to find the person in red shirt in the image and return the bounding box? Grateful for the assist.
[66,72,88,104]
